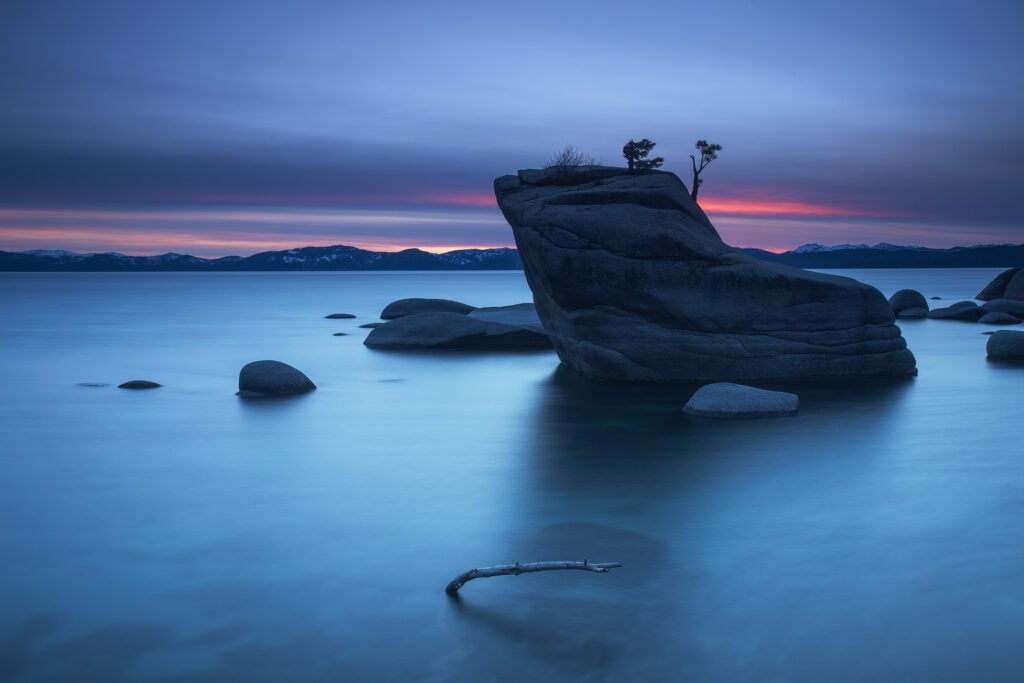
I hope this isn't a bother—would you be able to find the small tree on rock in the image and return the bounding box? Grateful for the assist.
[689,139,722,200]
[622,139,664,171]
[544,145,597,183]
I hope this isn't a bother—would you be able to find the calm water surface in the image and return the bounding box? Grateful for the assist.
[1,269,1022,682]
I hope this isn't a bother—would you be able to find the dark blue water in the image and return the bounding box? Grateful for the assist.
[1,269,1022,682]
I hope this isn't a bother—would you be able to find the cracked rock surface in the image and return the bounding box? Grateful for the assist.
[494,167,917,382]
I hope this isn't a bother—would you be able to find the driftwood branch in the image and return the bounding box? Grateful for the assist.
[445,560,622,595]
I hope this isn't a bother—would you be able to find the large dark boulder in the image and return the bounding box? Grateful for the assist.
[364,312,551,350]
[982,299,1024,317]
[380,298,476,319]
[238,360,316,398]
[977,267,1023,301]
[493,167,916,382]
[986,330,1024,360]
[889,289,928,316]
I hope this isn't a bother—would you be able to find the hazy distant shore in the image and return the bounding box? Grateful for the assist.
[1,242,1022,272]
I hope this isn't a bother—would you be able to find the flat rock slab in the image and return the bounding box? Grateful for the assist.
[683,382,799,418]
[359,322,385,329]
[364,312,551,350]
[467,303,546,332]
[987,330,1024,360]
[897,307,928,319]
[238,360,316,398]
[979,312,1021,326]
[118,380,162,389]
[928,306,986,322]
[380,298,476,319]
[324,313,356,319]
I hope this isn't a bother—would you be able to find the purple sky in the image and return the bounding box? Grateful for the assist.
[1,0,1022,256]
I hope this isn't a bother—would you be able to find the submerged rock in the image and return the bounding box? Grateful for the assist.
[364,312,551,350]
[380,298,476,319]
[683,382,798,418]
[324,313,356,319]
[889,289,928,316]
[494,167,916,382]
[237,360,316,398]
[986,330,1024,360]
[977,267,1024,301]
[359,322,386,329]
[118,380,162,389]
[332,332,349,336]
[467,303,545,332]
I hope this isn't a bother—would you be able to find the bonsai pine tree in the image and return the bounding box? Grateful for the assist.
[689,139,722,200]
[622,139,664,171]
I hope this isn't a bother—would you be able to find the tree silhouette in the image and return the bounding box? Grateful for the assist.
[689,139,722,200]
[544,145,597,182]
[622,139,664,171]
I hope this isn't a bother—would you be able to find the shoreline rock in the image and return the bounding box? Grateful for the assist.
[494,166,916,383]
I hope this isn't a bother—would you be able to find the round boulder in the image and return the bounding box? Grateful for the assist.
[118,380,162,389]
[986,330,1024,361]
[888,289,928,316]
[380,298,476,319]
[238,360,316,398]
[682,383,799,419]
[977,267,1023,301]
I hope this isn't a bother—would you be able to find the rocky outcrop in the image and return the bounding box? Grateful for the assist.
[494,167,916,382]
[380,298,476,319]
[977,267,1024,301]
[364,312,551,350]
[237,360,316,398]
[683,383,799,418]
[889,289,928,316]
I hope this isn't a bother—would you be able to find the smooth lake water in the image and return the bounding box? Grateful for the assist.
[1,269,1022,682]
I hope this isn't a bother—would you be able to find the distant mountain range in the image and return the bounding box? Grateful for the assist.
[2,242,1022,271]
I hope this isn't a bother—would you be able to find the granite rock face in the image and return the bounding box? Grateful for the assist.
[238,360,316,397]
[683,382,799,418]
[494,167,917,382]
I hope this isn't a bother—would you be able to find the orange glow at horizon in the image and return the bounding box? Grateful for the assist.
[698,196,883,217]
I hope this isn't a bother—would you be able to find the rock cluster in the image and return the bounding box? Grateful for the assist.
[494,167,916,383]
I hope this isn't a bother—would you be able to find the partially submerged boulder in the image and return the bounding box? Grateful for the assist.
[927,306,986,322]
[324,313,356,319]
[494,167,916,382]
[982,299,1024,317]
[380,298,476,319]
[977,267,1024,301]
[986,330,1024,361]
[889,289,928,316]
[683,382,799,418]
[119,380,161,389]
[364,312,551,350]
[467,303,545,332]
[238,360,316,398]
[896,307,928,320]
[978,312,1021,326]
